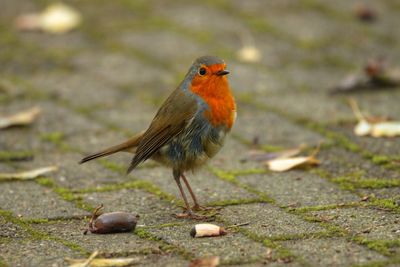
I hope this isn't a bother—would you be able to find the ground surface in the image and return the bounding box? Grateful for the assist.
[0,0,399,266]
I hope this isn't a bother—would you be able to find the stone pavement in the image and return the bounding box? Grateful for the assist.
[1,0,399,266]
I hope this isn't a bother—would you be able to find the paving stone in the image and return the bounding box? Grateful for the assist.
[221,203,325,238]
[331,124,400,158]
[0,181,86,219]
[33,220,163,255]
[81,188,180,226]
[234,103,326,147]
[252,90,400,125]
[30,72,126,108]
[282,237,387,266]
[132,167,258,205]
[237,172,359,207]
[0,238,81,267]
[88,95,158,134]
[0,216,28,239]
[9,151,127,190]
[210,137,262,171]
[317,147,399,179]
[119,30,208,70]
[71,52,170,88]
[359,188,400,201]
[148,223,267,264]
[310,207,400,240]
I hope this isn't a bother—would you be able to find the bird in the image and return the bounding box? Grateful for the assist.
[79,55,236,219]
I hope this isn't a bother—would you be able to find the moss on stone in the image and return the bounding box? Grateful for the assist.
[0,209,87,255]
[352,237,400,256]
[0,151,34,162]
[40,132,71,152]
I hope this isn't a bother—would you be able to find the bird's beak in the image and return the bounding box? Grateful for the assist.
[216,70,230,76]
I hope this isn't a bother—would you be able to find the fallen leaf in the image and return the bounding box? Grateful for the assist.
[246,146,304,162]
[349,98,400,137]
[189,256,220,267]
[265,146,320,172]
[370,122,400,137]
[0,166,58,181]
[237,45,261,63]
[0,107,41,129]
[331,58,400,93]
[67,251,140,267]
[15,3,81,34]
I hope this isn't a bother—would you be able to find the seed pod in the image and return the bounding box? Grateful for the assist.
[84,204,139,234]
[190,223,227,238]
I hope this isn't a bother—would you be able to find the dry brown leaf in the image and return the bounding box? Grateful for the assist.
[265,146,320,172]
[189,256,220,267]
[0,166,58,181]
[0,107,41,129]
[16,3,81,34]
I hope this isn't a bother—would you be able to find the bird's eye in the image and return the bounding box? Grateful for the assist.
[198,67,207,76]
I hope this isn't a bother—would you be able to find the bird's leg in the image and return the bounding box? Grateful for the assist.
[180,173,201,210]
[173,170,207,220]
[181,173,221,212]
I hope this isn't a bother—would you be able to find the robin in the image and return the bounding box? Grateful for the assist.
[79,55,236,219]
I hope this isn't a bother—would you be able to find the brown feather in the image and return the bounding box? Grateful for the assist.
[126,89,197,173]
[79,131,144,164]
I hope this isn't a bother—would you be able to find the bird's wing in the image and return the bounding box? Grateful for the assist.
[126,89,198,173]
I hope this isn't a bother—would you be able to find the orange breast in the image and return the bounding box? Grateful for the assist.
[190,74,236,128]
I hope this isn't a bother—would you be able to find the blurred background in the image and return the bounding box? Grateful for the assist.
[1,0,400,159]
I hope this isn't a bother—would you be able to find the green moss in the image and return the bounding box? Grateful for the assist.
[351,258,400,267]
[76,179,177,204]
[269,231,333,242]
[0,209,87,255]
[98,159,126,175]
[134,228,161,242]
[0,151,33,162]
[22,218,49,224]
[367,198,400,212]
[40,132,71,151]
[230,168,267,176]
[291,202,360,213]
[333,176,400,189]
[36,178,93,212]
[40,132,64,144]
[207,198,265,207]
[352,237,400,256]
[209,167,236,182]
[134,228,194,259]
[36,177,54,187]
[371,155,392,165]
[0,256,8,267]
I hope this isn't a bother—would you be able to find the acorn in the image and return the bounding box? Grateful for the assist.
[190,223,227,238]
[83,204,139,234]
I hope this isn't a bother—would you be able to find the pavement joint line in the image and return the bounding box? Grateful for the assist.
[0,209,88,256]
[239,96,400,171]
[211,167,399,257]
[350,256,400,267]
[214,216,312,267]
[212,0,397,50]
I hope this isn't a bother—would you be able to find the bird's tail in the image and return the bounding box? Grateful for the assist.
[79,131,144,164]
